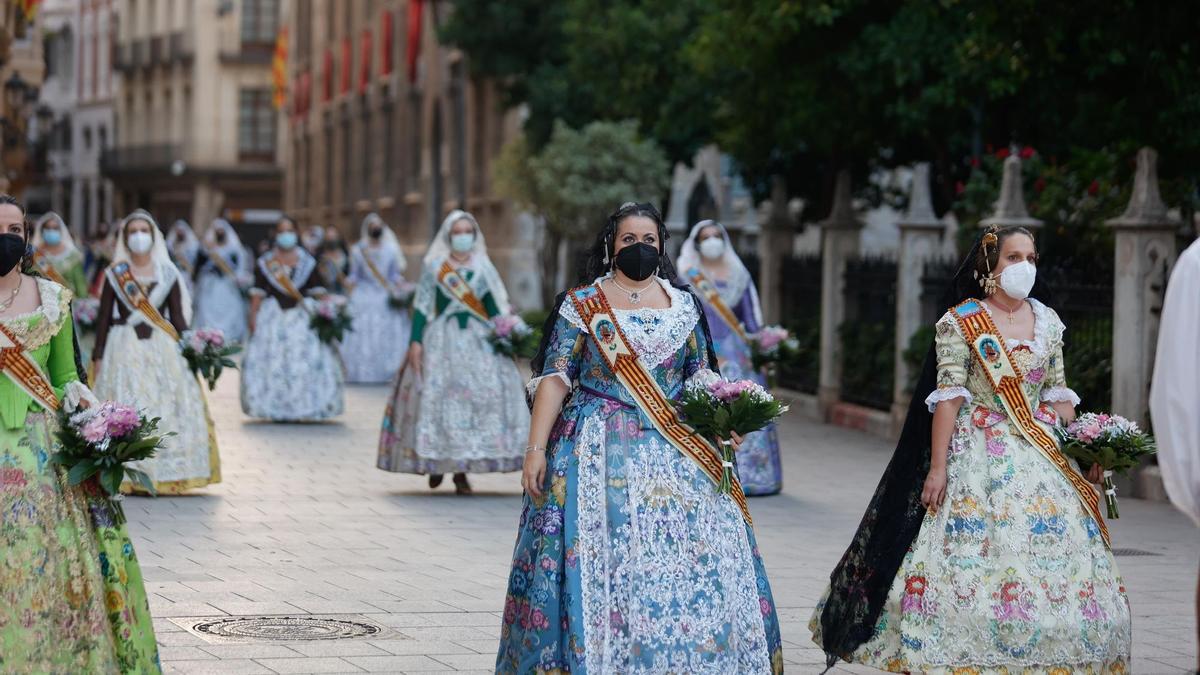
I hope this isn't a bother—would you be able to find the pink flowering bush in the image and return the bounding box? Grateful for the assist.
[179,328,242,390]
[488,314,540,359]
[1056,411,1156,518]
[54,401,172,519]
[309,294,353,344]
[678,369,788,494]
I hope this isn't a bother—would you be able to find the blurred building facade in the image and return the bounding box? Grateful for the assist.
[37,0,116,235]
[282,0,540,308]
[0,2,46,202]
[105,0,284,229]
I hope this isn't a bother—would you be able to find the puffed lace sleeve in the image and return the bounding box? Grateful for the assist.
[1040,306,1081,406]
[526,301,586,404]
[924,312,973,412]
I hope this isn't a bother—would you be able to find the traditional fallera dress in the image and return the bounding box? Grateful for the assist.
[240,248,344,421]
[168,219,202,295]
[377,251,527,474]
[496,278,784,674]
[0,277,160,673]
[677,223,784,495]
[192,219,251,344]
[811,298,1131,674]
[340,218,412,384]
[94,260,221,493]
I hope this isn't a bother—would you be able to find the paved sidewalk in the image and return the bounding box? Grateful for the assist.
[127,374,1200,674]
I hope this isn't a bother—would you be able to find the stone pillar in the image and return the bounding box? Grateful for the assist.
[1106,147,1178,427]
[817,170,863,418]
[892,164,944,427]
[980,152,1043,231]
[757,174,793,324]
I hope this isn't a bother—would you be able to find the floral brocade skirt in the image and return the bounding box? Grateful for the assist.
[0,411,161,673]
[241,299,345,422]
[377,316,526,475]
[810,412,1130,674]
[340,284,411,384]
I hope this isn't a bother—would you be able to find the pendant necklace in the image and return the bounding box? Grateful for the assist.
[0,273,23,313]
[610,275,655,305]
[989,295,1022,325]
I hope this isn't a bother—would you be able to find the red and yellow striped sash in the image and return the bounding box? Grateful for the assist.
[951,299,1109,547]
[437,261,489,322]
[0,322,59,412]
[32,251,69,287]
[685,267,749,343]
[110,262,180,342]
[570,284,752,525]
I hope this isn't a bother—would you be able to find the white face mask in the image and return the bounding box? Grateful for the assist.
[127,231,154,255]
[698,237,725,260]
[999,260,1037,300]
[450,232,475,253]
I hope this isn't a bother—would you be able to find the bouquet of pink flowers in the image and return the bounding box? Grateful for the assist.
[1056,412,1156,518]
[749,325,800,377]
[310,294,353,344]
[53,402,172,520]
[677,369,789,494]
[179,328,242,390]
[488,314,540,359]
[73,297,100,334]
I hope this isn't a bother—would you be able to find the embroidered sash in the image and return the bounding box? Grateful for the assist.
[109,262,180,341]
[0,322,59,412]
[263,257,305,302]
[685,267,749,342]
[951,299,1109,547]
[205,247,237,278]
[32,251,69,288]
[569,284,753,525]
[362,249,396,295]
[436,261,489,322]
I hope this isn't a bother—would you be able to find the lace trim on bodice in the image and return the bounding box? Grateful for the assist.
[0,277,71,350]
[976,298,1060,357]
[559,278,700,368]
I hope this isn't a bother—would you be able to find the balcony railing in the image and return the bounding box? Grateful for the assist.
[131,39,148,68]
[149,35,164,63]
[100,144,183,175]
[168,31,194,63]
[114,42,134,72]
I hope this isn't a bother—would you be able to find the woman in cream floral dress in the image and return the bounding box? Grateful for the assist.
[812,226,1130,674]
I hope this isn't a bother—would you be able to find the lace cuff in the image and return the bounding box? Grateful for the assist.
[925,386,972,412]
[248,287,266,298]
[526,372,572,408]
[1040,386,1081,406]
[62,381,100,413]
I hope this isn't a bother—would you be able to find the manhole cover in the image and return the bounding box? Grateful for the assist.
[1111,548,1160,557]
[171,615,400,644]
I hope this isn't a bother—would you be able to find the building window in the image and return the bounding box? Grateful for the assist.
[341,117,351,206]
[408,93,421,193]
[241,0,279,46]
[382,100,393,194]
[82,126,92,151]
[361,107,371,199]
[238,89,276,160]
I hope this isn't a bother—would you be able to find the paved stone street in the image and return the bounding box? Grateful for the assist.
[127,373,1199,675]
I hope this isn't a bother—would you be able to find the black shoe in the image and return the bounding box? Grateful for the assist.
[453,473,472,495]
[428,474,444,489]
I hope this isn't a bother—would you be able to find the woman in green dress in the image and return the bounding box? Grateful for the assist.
[33,211,90,297]
[0,195,161,673]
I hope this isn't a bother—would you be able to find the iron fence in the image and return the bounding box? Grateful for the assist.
[777,253,821,393]
[840,255,898,410]
[1041,258,1114,411]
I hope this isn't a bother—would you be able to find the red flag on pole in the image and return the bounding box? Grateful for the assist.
[406,0,423,84]
[359,29,372,93]
[381,10,394,76]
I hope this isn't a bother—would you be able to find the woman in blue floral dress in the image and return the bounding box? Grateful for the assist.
[497,202,783,674]
[677,219,783,495]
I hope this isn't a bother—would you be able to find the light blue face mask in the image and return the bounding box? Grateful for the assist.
[450,232,475,253]
[276,231,299,250]
[42,229,62,245]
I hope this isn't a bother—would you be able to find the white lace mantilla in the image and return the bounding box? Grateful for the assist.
[560,279,700,369]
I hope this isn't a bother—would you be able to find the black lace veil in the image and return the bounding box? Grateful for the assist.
[530,202,720,377]
[816,226,1052,668]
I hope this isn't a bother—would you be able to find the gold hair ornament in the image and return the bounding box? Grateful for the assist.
[975,227,1001,295]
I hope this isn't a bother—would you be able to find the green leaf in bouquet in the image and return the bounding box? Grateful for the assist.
[99,466,124,496]
[67,458,99,486]
[126,468,157,496]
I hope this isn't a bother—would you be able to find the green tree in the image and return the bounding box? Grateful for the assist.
[494,120,670,306]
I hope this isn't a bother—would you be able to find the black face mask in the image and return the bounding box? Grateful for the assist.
[369,227,383,239]
[0,234,25,276]
[613,242,660,281]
